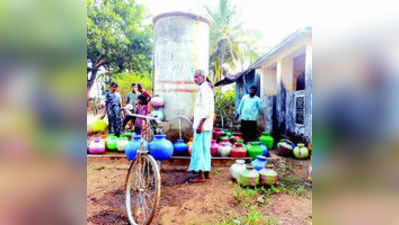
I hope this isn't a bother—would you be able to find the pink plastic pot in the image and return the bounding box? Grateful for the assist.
[88,138,105,154]
[211,139,219,156]
[220,137,232,146]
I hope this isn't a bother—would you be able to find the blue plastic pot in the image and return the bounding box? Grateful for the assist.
[174,139,188,155]
[260,143,269,157]
[251,155,267,171]
[133,135,141,141]
[133,135,149,150]
[125,135,141,160]
[149,135,173,160]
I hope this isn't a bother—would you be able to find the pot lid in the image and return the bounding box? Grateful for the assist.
[236,159,245,164]
[280,142,293,149]
[256,155,267,161]
[260,169,277,176]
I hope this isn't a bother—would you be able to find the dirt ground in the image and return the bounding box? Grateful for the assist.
[87,157,312,225]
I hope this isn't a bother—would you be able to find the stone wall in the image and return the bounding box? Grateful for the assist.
[262,95,275,133]
[262,89,311,142]
[285,92,296,135]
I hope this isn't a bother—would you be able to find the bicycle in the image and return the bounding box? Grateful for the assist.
[124,113,192,225]
[124,113,162,225]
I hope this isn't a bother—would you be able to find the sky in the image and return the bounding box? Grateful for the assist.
[138,0,313,48]
[138,0,398,48]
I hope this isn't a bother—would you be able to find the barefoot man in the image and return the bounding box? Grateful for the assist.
[189,69,215,183]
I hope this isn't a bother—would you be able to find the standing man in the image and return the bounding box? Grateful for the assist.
[137,83,152,104]
[189,69,215,183]
[105,82,122,136]
[123,83,139,130]
[236,85,263,142]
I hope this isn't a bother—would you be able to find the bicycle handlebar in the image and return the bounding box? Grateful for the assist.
[124,112,162,123]
[124,107,192,125]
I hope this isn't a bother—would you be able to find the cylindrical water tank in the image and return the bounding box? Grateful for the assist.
[153,12,210,140]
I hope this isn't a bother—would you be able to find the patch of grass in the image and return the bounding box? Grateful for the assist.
[258,177,310,197]
[212,211,239,225]
[214,169,225,175]
[244,188,257,197]
[261,185,293,196]
[95,166,105,171]
[233,186,271,207]
[240,206,267,225]
[279,177,305,186]
[279,177,310,196]
[295,186,308,196]
[284,163,295,174]
[239,206,281,225]
[205,206,281,225]
[213,212,221,219]
[256,195,270,205]
[233,186,257,207]
[213,221,233,225]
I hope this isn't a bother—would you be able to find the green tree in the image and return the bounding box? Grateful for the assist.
[87,0,152,96]
[215,89,235,129]
[111,72,152,103]
[205,0,261,81]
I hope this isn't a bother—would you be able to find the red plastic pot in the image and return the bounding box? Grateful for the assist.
[230,143,247,158]
[230,136,242,144]
[220,137,232,146]
[213,128,223,140]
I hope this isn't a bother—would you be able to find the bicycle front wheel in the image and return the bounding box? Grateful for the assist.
[125,154,161,225]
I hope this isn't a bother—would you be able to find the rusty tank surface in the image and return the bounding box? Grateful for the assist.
[152,11,210,141]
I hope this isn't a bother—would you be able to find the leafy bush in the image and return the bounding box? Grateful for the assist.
[215,88,236,129]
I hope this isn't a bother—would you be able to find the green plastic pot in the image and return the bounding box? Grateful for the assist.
[125,132,133,140]
[247,142,265,160]
[220,136,229,140]
[243,143,249,152]
[106,134,118,150]
[259,132,274,149]
[238,165,259,186]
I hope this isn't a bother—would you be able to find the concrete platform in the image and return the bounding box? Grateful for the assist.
[87,151,310,179]
[87,151,309,167]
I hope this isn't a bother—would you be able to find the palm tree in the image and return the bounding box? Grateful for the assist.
[205,0,261,82]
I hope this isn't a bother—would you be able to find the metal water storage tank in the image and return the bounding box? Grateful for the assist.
[153,12,210,140]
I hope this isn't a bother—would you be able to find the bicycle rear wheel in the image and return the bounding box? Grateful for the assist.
[125,154,161,225]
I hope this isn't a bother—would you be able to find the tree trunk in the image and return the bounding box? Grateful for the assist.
[221,43,225,82]
[87,68,98,96]
[87,68,98,108]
